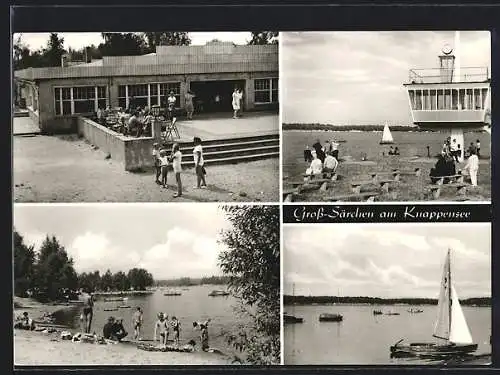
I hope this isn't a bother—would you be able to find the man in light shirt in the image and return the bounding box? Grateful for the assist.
[323,152,339,174]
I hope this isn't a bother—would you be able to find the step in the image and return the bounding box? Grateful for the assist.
[180,151,279,167]
[163,133,279,148]
[179,145,279,162]
[161,137,279,153]
[14,111,30,118]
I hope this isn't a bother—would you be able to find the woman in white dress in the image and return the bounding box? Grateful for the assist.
[232,87,240,119]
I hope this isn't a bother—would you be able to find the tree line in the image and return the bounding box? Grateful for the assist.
[282,122,488,133]
[13,31,278,70]
[156,275,231,287]
[14,230,154,303]
[284,295,491,306]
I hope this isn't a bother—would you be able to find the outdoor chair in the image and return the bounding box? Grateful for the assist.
[164,117,180,142]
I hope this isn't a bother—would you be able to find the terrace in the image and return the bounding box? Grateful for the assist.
[407,67,490,84]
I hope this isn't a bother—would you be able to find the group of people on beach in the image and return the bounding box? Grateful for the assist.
[151,136,207,198]
[77,293,210,350]
[303,139,340,178]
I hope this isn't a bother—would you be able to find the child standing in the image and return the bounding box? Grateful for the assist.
[153,312,170,345]
[152,143,161,184]
[171,143,183,198]
[159,149,170,188]
[171,316,181,345]
[464,148,479,187]
[193,137,207,189]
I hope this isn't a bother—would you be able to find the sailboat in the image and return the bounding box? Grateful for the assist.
[390,248,477,358]
[379,122,394,144]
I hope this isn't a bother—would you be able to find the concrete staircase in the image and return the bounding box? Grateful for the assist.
[14,110,29,118]
[161,134,279,167]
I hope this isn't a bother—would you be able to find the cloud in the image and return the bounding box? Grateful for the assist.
[139,227,222,279]
[69,232,141,274]
[21,231,46,252]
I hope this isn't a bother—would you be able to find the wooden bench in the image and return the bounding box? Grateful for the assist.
[290,178,331,191]
[427,183,467,199]
[283,188,299,202]
[327,191,380,202]
[303,172,338,181]
[370,171,401,182]
[351,179,396,194]
[393,168,421,177]
[433,174,464,185]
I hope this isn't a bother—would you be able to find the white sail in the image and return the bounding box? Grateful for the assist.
[433,250,451,340]
[381,123,394,144]
[449,285,474,344]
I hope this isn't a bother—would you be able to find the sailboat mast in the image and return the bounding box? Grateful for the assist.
[448,248,452,340]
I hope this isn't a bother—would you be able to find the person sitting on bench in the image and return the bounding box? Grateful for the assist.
[323,152,338,175]
[306,151,323,178]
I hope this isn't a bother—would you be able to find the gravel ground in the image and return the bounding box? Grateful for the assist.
[13,134,279,203]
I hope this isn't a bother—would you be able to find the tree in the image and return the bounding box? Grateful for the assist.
[248,32,278,45]
[127,268,154,291]
[34,235,78,301]
[112,271,130,291]
[143,32,191,52]
[99,33,147,56]
[218,205,280,365]
[100,269,114,292]
[42,33,66,67]
[13,229,36,297]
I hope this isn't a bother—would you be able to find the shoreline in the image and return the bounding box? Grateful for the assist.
[13,297,233,366]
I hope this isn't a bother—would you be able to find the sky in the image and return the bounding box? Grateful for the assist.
[282,31,491,125]
[284,223,490,299]
[14,32,253,51]
[14,204,232,280]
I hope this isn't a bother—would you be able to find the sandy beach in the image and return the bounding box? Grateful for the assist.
[13,297,232,366]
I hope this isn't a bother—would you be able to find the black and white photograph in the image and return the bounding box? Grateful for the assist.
[281,31,491,203]
[283,223,491,365]
[13,32,279,202]
[13,204,280,366]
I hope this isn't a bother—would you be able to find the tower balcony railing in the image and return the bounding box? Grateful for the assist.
[408,67,489,84]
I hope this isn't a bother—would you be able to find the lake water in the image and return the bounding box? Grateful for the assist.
[284,304,491,365]
[283,130,491,172]
[59,285,247,356]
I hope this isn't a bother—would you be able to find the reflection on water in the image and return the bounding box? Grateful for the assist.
[284,304,491,365]
[59,285,248,355]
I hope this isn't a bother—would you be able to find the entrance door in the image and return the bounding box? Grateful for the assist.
[189,79,245,113]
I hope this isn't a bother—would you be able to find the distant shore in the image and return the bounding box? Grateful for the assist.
[282,123,487,133]
[13,297,232,366]
[284,296,491,307]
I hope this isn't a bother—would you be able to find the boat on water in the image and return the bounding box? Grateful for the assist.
[390,248,478,358]
[284,313,304,324]
[103,308,118,312]
[408,308,424,313]
[379,122,394,144]
[163,292,182,296]
[385,311,400,316]
[373,310,383,315]
[208,290,230,297]
[118,305,131,309]
[104,297,128,302]
[319,313,343,322]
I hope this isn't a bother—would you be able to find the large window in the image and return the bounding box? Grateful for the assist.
[254,78,279,104]
[54,86,106,116]
[118,82,181,110]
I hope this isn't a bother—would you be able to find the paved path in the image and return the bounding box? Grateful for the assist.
[14,134,279,203]
[13,116,40,135]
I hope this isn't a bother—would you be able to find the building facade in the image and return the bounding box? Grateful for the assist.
[14,42,279,133]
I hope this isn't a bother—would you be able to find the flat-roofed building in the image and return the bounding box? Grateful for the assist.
[14,41,279,133]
